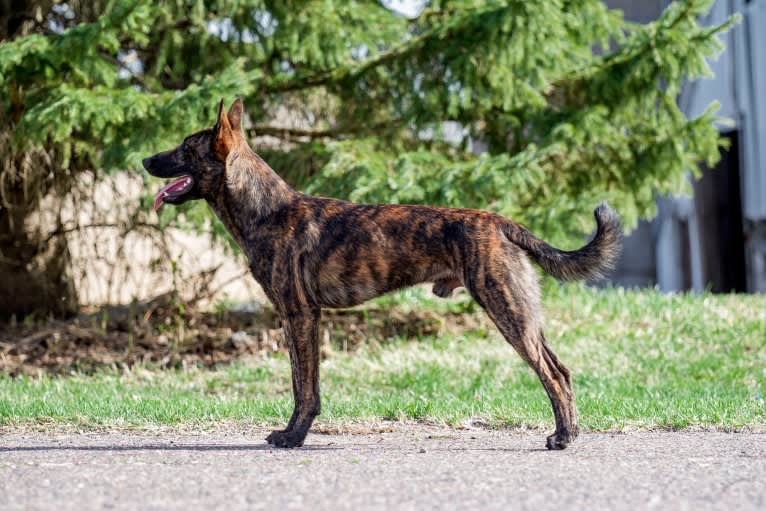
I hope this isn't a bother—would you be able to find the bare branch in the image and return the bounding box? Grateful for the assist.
[249,117,404,142]
[249,125,339,140]
[42,221,164,244]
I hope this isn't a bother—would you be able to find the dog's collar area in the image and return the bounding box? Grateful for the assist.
[153,176,194,211]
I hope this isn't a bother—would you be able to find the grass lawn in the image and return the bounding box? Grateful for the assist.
[1,284,764,431]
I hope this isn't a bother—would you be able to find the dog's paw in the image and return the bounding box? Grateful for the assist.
[545,431,574,450]
[266,430,306,448]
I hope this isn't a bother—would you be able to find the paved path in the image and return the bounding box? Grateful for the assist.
[1,428,764,510]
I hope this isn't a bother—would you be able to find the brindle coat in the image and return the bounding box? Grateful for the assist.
[143,99,622,450]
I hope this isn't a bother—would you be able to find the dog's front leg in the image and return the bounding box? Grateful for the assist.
[266,306,321,448]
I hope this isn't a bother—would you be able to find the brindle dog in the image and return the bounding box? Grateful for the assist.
[143,99,622,450]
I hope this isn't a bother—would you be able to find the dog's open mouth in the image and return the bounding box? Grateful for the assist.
[153,176,194,211]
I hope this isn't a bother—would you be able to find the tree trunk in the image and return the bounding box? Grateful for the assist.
[1,0,80,320]
[0,189,78,320]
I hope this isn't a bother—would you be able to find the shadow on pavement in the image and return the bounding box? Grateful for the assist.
[0,443,343,453]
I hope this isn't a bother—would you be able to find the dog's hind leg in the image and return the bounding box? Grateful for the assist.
[534,331,578,449]
[266,306,321,448]
[469,251,578,450]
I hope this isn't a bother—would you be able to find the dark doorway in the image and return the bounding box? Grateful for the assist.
[693,130,747,292]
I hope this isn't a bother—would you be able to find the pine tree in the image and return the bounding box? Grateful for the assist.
[0,0,735,317]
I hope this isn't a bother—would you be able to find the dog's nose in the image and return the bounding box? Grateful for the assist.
[142,156,153,170]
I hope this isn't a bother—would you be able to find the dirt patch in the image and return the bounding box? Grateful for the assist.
[0,295,487,375]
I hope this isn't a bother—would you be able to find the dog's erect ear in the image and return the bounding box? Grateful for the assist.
[228,98,244,133]
[215,99,232,134]
[214,99,235,160]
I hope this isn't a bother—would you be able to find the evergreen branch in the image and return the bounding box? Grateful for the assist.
[547,0,735,110]
[261,3,505,94]
[97,51,153,91]
[580,0,704,74]
[261,27,437,93]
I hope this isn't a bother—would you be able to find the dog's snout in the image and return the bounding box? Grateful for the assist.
[142,156,153,170]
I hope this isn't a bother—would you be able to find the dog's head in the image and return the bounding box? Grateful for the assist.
[143,99,245,210]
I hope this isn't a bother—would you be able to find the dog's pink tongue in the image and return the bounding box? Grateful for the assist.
[153,177,190,211]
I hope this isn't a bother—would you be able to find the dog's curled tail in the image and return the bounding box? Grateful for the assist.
[502,202,623,281]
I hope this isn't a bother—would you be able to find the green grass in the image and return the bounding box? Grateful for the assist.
[1,284,764,431]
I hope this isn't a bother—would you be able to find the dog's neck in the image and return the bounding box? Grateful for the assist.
[207,145,295,249]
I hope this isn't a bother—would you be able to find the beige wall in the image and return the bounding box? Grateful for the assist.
[51,171,264,308]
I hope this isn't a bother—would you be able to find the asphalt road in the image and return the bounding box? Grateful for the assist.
[1,427,764,510]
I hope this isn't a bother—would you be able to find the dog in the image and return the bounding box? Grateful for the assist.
[143,99,622,450]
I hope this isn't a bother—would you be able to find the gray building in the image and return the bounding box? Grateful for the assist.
[608,0,766,293]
